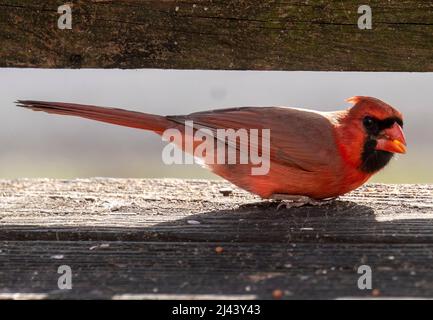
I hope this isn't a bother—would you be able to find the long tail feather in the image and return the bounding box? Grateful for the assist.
[16,100,172,133]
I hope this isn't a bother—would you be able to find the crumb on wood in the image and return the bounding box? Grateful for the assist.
[272,289,284,299]
[372,288,381,297]
[215,246,224,254]
[219,187,233,196]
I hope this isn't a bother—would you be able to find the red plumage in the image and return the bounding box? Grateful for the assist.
[16,96,406,199]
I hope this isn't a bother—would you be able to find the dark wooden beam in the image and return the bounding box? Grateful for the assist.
[1,0,433,71]
[1,179,433,299]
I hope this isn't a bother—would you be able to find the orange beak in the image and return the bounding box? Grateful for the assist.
[375,123,407,154]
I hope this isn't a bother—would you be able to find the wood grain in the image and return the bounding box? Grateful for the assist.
[0,179,433,299]
[1,1,433,70]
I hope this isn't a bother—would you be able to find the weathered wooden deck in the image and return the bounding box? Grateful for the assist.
[0,178,432,299]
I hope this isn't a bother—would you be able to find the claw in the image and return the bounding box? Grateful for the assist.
[271,194,337,209]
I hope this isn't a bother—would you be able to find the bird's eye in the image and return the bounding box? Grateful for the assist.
[363,116,375,128]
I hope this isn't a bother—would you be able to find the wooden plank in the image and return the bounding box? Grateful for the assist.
[1,241,433,299]
[0,179,432,299]
[1,179,432,243]
[1,1,433,71]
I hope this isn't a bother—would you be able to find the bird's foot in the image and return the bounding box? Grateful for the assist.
[270,194,336,209]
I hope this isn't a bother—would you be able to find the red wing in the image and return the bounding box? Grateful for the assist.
[167,106,338,172]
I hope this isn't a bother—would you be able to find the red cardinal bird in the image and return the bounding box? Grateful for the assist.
[16,96,406,205]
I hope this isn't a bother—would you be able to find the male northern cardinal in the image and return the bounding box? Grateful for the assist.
[16,96,406,205]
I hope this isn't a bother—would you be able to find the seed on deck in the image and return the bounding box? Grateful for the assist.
[219,188,233,196]
[272,289,284,299]
[372,289,381,297]
[215,246,224,254]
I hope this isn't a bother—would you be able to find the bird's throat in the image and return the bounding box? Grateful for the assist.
[360,139,394,173]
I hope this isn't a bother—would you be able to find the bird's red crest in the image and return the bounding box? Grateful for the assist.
[346,96,403,121]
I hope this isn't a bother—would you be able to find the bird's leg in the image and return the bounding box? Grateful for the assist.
[270,194,336,209]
